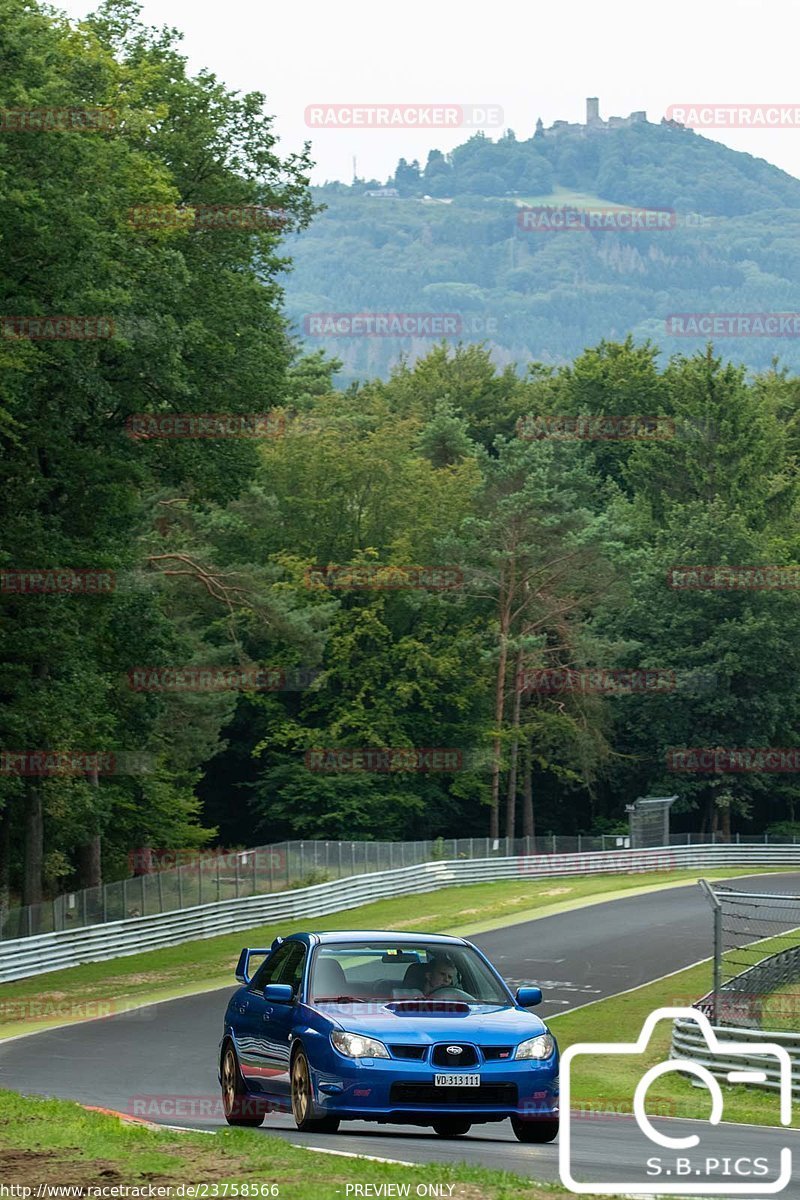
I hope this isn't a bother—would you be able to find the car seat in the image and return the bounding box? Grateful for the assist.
[312,956,349,999]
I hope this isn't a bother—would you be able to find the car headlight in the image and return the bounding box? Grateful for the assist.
[516,1032,556,1060]
[331,1030,390,1058]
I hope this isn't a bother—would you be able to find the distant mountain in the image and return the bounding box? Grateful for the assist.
[283,122,800,381]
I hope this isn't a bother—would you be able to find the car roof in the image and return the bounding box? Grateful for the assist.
[303,930,468,945]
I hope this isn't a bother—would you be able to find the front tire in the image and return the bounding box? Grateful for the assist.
[290,1048,340,1133]
[221,1043,265,1127]
[432,1119,471,1137]
[511,1116,559,1143]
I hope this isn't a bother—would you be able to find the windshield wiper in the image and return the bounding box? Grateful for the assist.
[314,995,364,1003]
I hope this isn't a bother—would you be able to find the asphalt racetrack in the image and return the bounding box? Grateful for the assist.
[2,873,800,1192]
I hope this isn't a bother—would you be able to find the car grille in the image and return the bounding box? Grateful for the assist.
[390,1082,518,1106]
[431,1043,478,1067]
[389,1044,427,1060]
[480,1045,513,1061]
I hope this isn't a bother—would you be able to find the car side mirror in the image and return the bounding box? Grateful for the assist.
[264,983,295,1004]
[515,986,543,1007]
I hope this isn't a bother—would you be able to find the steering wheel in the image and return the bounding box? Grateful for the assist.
[427,986,475,1001]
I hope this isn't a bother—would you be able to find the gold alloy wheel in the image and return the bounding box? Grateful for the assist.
[291,1051,310,1125]
[222,1046,237,1116]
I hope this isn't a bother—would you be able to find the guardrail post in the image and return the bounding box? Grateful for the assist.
[699,878,723,1022]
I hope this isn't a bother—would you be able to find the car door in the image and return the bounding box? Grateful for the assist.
[258,941,308,1101]
[236,942,297,1091]
[240,941,307,1101]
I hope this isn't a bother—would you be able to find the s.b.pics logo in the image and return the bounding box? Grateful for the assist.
[559,1007,792,1195]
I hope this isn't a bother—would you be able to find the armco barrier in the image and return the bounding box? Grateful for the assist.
[1,843,800,984]
[671,1015,800,1098]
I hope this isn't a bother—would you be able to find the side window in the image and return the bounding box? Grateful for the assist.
[276,943,307,998]
[250,943,294,991]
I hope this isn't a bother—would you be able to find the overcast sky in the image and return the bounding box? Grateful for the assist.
[59,0,800,186]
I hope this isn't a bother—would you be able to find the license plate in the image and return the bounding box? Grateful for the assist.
[434,1073,481,1087]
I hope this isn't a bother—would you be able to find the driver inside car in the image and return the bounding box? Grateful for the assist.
[423,953,459,994]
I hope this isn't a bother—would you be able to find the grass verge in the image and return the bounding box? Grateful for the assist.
[0,1088,589,1198]
[549,959,796,1129]
[0,868,780,1041]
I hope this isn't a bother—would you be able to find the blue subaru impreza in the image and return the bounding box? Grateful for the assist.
[218,929,558,1142]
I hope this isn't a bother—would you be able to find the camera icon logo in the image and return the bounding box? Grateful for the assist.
[559,1006,792,1195]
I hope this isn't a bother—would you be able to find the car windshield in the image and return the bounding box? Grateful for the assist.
[309,941,511,1004]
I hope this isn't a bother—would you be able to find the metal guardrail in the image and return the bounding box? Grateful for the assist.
[1,842,800,985]
[4,830,797,942]
[671,1016,800,1097]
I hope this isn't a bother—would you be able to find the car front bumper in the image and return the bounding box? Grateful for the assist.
[308,1052,559,1124]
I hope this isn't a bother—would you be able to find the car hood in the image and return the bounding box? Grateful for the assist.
[313,1001,549,1043]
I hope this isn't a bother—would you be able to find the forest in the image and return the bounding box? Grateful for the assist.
[2,0,800,915]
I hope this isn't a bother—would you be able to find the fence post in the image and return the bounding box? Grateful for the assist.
[578,833,582,853]
[699,879,722,1023]
[197,858,202,905]
[552,833,557,854]
[177,866,183,909]
[217,855,221,903]
[235,853,240,899]
[300,842,306,879]
[157,870,164,913]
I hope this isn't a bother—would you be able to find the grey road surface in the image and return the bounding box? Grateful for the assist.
[1,872,798,1191]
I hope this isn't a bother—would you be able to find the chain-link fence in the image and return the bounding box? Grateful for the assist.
[3,830,799,942]
[697,879,800,1029]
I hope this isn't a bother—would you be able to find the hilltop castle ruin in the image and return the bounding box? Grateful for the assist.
[534,97,650,139]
